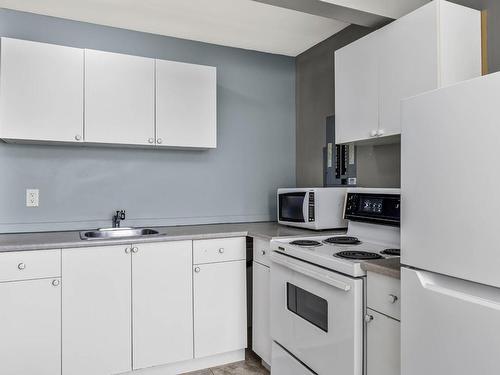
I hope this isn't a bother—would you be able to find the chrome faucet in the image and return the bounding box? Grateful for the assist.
[112,210,126,228]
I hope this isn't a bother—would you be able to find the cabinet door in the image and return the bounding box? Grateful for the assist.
[335,32,380,144]
[0,38,84,142]
[85,49,155,145]
[0,278,61,375]
[132,241,193,369]
[252,261,271,364]
[379,1,438,138]
[366,308,400,375]
[156,60,216,148]
[62,245,132,375]
[194,260,247,358]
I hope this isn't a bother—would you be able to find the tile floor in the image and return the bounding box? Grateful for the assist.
[183,350,269,375]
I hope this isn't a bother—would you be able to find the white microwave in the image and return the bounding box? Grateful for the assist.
[277,187,347,230]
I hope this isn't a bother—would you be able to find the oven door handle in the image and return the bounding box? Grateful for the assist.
[271,252,351,292]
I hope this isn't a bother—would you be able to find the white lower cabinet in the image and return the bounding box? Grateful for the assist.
[252,237,272,365]
[366,308,400,375]
[62,245,132,375]
[132,241,194,369]
[194,259,247,358]
[252,261,271,364]
[0,277,61,375]
[0,237,246,374]
[365,272,401,375]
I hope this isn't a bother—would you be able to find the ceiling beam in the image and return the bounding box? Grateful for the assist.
[251,0,392,27]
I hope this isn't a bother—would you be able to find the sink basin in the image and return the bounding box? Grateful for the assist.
[80,227,161,240]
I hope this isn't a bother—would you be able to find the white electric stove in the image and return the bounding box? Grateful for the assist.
[269,188,400,375]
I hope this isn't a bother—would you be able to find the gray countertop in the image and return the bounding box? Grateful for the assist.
[0,222,346,252]
[361,257,401,279]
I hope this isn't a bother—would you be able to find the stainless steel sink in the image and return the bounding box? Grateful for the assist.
[80,227,161,240]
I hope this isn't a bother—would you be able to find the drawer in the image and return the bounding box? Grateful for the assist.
[253,237,271,267]
[193,237,246,264]
[367,271,401,320]
[0,249,61,282]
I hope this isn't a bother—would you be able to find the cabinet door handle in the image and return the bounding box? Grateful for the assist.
[18,263,26,270]
[365,314,374,323]
[261,250,266,255]
[52,279,60,287]
[370,130,378,137]
[194,267,201,273]
[132,247,139,253]
[388,294,398,304]
[75,134,82,141]
[157,138,163,144]
[218,248,225,254]
[148,138,154,144]
[377,129,385,136]
[125,247,131,254]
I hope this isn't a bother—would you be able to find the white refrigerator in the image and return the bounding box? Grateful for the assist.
[401,72,500,374]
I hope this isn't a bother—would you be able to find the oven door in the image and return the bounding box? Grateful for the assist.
[270,251,363,375]
[278,191,308,224]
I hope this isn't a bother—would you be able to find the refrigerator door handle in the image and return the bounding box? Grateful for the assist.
[416,270,500,310]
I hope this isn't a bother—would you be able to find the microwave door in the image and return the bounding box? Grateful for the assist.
[279,192,307,223]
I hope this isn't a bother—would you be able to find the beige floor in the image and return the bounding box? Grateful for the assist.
[183,350,269,375]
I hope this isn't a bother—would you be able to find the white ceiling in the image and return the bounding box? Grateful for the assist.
[0,0,350,56]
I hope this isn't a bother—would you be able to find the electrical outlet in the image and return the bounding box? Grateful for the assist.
[26,189,39,207]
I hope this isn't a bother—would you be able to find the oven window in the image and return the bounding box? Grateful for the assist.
[279,193,306,222]
[287,283,328,332]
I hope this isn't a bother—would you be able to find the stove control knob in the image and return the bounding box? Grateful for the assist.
[364,314,374,323]
[388,294,398,304]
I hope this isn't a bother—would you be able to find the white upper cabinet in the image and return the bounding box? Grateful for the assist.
[132,241,194,370]
[335,32,379,143]
[84,49,155,146]
[156,60,217,148]
[378,2,439,139]
[335,0,481,144]
[0,38,84,143]
[0,38,217,148]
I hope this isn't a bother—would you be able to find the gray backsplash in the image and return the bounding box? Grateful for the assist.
[0,9,296,233]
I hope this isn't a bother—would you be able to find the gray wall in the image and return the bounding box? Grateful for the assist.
[0,9,296,233]
[296,1,500,189]
[356,143,401,187]
[296,25,374,188]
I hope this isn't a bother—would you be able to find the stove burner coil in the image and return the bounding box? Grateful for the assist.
[289,240,322,247]
[335,251,383,260]
[381,248,400,256]
[324,236,361,245]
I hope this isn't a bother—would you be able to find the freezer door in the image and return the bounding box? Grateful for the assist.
[401,72,500,287]
[402,268,500,375]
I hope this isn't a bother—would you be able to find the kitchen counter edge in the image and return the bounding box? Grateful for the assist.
[0,222,346,253]
[361,257,401,279]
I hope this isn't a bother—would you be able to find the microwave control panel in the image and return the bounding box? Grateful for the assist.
[308,192,315,222]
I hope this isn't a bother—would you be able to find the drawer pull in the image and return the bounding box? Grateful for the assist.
[365,314,374,323]
[18,263,26,270]
[261,250,266,255]
[388,294,398,304]
[218,248,225,254]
